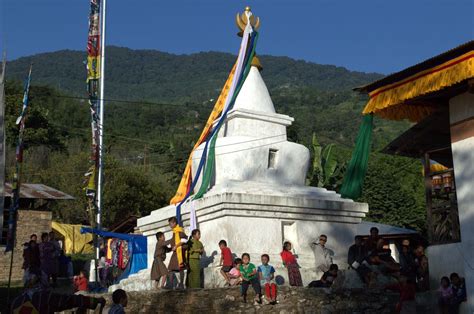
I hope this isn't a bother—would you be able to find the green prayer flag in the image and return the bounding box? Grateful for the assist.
[340,114,374,200]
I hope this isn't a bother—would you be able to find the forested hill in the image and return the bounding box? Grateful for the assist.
[6,46,382,104]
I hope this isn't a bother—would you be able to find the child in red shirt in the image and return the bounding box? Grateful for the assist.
[73,270,88,293]
[219,240,233,285]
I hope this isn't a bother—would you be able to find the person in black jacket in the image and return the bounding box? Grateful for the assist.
[347,236,375,286]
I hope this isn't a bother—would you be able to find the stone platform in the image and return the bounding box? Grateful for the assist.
[80,286,438,314]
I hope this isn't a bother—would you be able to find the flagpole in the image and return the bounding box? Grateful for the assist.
[96,0,106,262]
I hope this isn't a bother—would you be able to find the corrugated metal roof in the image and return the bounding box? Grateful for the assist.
[4,183,74,200]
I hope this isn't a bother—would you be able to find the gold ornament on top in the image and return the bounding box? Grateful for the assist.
[236,6,260,37]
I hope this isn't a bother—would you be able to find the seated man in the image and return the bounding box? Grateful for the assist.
[308,264,339,288]
[347,236,375,286]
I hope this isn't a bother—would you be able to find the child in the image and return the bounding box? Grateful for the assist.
[109,289,128,314]
[280,241,303,286]
[450,272,467,308]
[385,275,416,313]
[240,253,262,305]
[438,276,454,314]
[308,264,338,288]
[258,254,277,305]
[187,229,204,288]
[150,231,174,289]
[219,240,233,285]
[167,217,188,289]
[228,258,243,286]
[73,270,88,293]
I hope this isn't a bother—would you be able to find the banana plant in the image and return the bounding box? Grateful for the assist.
[309,133,346,190]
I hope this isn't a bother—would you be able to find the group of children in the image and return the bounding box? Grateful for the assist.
[218,242,278,305]
[438,273,467,314]
[150,216,310,305]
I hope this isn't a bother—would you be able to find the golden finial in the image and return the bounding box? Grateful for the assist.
[251,55,263,71]
[236,6,260,37]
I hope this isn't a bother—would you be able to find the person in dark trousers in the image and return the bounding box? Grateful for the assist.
[347,235,375,286]
[239,253,262,305]
[308,264,338,288]
[398,241,417,283]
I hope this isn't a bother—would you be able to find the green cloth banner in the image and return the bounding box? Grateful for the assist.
[340,114,374,200]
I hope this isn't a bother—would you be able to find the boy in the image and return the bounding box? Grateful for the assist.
[240,253,262,305]
[258,254,277,305]
[219,240,233,285]
[109,289,128,314]
[167,217,187,289]
[308,264,338,288]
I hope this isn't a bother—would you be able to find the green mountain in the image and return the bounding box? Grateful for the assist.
[6,46,382,104]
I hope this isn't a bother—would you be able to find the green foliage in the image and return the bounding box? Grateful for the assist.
[308,133,346,191]
[357,153,426,233]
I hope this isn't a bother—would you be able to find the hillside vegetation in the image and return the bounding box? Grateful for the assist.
[4,48,426,234]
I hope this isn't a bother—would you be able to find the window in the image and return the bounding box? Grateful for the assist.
[268,149,278,169]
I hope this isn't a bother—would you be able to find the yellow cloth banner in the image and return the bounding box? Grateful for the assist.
[173,225,185,267]
[52,221,94,254]
[87,56,101,81]
[363,51,474,122]
[169,62,237,204]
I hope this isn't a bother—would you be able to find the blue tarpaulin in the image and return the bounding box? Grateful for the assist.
[80,227,147,280]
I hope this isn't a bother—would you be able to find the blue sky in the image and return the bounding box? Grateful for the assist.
[1,0,472,74]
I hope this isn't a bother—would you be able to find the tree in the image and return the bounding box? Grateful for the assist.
[308,133,346,191]
[357,153,426,233]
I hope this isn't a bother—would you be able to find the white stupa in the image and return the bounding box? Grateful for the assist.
[113,8,415,291]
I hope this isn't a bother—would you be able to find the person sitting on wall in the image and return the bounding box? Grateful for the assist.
[373,238,400,274]
[310,234,334,273]
[308,264,339,288]
[347,236,375,286]
[366,227,380,253]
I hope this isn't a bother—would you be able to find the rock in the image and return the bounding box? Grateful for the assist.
[225,295,235,301]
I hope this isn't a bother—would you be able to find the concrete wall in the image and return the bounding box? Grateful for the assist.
[0,210,51,283]
[448,92,474,313]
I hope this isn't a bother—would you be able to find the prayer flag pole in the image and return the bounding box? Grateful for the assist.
[0,52,6,244]
[6,63,33,304]
[96,0,107,261]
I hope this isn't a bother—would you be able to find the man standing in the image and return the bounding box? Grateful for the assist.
[311,234,333,273]
[167,217,187,289]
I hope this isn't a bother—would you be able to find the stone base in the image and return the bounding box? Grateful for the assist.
[135,185,414,289]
